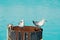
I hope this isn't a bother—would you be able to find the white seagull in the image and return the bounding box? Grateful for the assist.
[33,19,47,28]
[18,20,24,27]
[8,24,12,30]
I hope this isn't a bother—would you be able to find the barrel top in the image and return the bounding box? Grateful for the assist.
[9,26,42,32]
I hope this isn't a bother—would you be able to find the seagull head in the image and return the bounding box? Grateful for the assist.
[8,24,13,30]
[20,20,24,22]
[42,19,47,22]
[21,20,24,21]
[8,24,12,27]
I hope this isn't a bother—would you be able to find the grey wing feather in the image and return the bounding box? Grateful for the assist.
[33,21,38,26]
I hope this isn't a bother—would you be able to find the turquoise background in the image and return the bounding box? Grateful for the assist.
[0,0,60,40]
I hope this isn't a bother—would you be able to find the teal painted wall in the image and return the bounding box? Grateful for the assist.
[0,0,60,40]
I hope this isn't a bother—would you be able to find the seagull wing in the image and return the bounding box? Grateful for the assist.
[33,21,38,26]
[38,20,45,26]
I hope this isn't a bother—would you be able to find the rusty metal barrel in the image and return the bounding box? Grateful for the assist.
[8,26,43,40]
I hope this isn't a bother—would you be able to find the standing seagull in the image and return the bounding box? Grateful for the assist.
[18,20,24,27]
[33,19,47,28]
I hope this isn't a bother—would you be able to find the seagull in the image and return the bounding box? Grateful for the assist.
[18,20,24,27]
[8,24,12,30]
[33,19,47,28]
